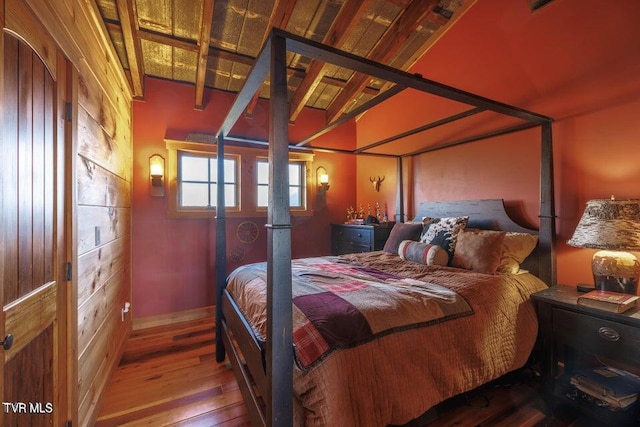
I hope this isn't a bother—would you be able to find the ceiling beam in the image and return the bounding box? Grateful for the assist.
[115,0,144,98]
[283,28,550,123]
[377,0,477,96]
[245,0,298,117]
[265,0,298,39]
[106,20,382,97]
[288,0,372,123]
[111,24,256,65]
[296,83,406,147]
[217,38,272,137]
[194,0,215,109]
[324,0,440,123]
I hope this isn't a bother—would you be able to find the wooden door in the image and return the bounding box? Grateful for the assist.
[1,7,68,426]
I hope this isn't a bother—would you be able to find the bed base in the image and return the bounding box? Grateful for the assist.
[220,289,267,427]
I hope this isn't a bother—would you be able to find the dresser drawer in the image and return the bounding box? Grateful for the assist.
[553,308,640,364]
[332,226,372,246]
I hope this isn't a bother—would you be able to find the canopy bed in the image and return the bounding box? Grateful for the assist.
[213,29,556,426]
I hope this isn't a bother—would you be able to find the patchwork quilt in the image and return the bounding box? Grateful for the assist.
[226,257,472,369]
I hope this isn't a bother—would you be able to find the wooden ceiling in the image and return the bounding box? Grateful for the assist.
[97,0,474,122]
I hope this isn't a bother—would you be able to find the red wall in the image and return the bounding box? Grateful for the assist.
[133,0,640,318]
[132,78,356,317]
[355,0,640,289]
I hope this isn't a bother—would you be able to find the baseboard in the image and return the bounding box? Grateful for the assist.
[132,305,215,331]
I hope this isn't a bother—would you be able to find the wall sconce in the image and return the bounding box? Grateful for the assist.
[149,154,165,197]
[316,166,330,191]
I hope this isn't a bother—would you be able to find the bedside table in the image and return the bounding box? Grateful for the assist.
[330,223,395,255]
[531,286,640,425]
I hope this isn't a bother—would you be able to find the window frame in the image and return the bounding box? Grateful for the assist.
[256,157,309,212]
[165,139,314,218]
[177,151,239,211]
[166,140,241,218]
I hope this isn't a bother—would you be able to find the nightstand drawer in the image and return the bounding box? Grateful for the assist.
[553,308,640,364]
[332,227,371,246]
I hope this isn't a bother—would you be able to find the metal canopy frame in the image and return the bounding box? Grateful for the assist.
[215,28,557,427]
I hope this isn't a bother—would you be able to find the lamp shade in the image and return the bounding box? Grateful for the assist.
[567,199,640,251]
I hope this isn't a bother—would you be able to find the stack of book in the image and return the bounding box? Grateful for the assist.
[570,366,640,410]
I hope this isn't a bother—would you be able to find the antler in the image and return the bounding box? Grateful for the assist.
[370,176,385,192]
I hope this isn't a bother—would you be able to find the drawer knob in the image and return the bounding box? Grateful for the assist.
[598,326,620,342]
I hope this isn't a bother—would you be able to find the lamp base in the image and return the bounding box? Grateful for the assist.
[592,250,639,294]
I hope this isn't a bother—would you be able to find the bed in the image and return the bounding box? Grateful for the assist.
[222,200,547,426]
[213,29,557,426]
[222,199,548,425]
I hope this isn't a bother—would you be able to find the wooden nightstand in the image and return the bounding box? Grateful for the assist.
[330,223,395,255]
[531,285,640,425]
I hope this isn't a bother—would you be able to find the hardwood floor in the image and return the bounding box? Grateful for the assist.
[96,317,250,426]
[96,317,598,427]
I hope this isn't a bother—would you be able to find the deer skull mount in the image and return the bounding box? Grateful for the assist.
[369,176,385,192]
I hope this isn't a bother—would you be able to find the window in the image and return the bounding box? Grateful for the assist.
[166,139,313,218]
[256,160,306,209]
[178,153,237,209]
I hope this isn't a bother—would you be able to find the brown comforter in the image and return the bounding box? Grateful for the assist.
[226,251,548,426]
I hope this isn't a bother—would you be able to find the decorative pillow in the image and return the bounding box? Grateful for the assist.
[382,222,424,255]
[497,232,539,274]
[419,216,469,262]
[451,229,506,275]
[398,240,449,266]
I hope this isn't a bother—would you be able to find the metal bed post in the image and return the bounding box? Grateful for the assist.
[215,134,227,363]
[396,156,404,223]
[539,121,557,286]
[265,31,294,426]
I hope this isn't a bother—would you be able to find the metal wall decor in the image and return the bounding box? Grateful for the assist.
[236,221,259,244]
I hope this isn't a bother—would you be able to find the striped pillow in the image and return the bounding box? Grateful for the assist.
[398,240,449,266]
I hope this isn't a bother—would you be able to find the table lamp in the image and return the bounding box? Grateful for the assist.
[567,198,640,294]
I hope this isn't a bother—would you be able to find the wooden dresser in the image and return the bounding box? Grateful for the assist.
[330,223,395,255]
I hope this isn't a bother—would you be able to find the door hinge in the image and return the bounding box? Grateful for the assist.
[65,262,72,281]
[65,102,72,122]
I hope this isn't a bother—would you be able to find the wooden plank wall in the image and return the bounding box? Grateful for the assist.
[21,0,133,425]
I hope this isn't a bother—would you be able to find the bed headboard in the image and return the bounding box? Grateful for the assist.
[414,199,541,279]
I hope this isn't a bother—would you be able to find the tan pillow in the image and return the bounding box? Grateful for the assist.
[497,232,539,274]
[451,229,506,275]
